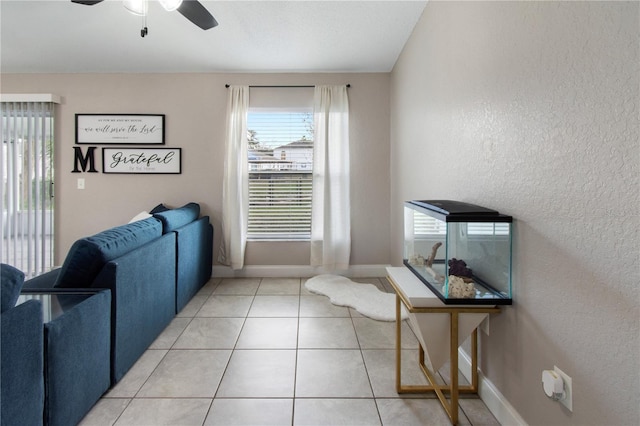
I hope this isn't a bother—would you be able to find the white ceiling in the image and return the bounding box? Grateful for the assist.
[0,0,427,73]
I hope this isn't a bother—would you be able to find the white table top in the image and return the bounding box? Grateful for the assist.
[386,266,444,307]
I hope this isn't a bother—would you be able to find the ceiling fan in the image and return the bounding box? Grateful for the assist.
[71,0,218,37]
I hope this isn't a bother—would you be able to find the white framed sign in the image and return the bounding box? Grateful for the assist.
[76,114,165,144]
[102,148,181,174]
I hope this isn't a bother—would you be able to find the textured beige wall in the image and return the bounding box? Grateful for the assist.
[1,73,391,268]
[390,1,639,424]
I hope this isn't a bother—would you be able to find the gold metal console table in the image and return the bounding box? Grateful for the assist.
[387,267,500,425]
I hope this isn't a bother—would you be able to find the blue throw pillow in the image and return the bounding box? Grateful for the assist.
[1,264,25,312]
[152,202,200,233]
[150,203,170,214]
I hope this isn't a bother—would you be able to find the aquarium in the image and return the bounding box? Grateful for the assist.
[403,200,513,305]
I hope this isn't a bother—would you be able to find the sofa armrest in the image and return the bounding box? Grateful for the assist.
[44,289,111,426]
[1,300,44,426]
[22,268,61,290]
[174,216,213,313]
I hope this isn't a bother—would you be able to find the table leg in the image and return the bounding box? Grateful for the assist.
[449,311,459,424]
[395,293,402,393]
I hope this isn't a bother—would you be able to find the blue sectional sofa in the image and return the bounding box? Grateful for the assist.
[2,202,213,425]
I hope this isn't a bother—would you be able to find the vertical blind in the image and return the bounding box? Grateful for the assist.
[1,99,56,278]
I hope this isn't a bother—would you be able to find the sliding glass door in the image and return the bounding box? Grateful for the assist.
[1,100,55,278]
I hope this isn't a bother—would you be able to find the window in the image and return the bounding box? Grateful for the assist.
[246,88,314,241]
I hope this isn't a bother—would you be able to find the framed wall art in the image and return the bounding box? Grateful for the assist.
[76,114,165,144]
[102,148,181,174]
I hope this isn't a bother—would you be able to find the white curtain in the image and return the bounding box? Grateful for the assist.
[219,86,249,270]
[311,85,350,270]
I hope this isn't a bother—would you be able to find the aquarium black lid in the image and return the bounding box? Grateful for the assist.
[407,200,512,222]
[411,200,498,215]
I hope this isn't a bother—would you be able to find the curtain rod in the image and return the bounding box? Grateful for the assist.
[224,84,350,88]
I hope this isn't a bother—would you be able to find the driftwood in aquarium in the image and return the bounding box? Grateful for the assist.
[426,242,441,267]
[425,242,445,283]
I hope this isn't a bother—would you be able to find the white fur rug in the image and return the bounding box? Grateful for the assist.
[305,274,408,321]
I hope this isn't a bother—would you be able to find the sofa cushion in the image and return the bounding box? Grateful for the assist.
[1,264,25,312]
[54,217,163,288]
[152,202,200,233]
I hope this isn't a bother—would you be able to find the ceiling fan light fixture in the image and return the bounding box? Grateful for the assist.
[123,0,147,16]
[71,0,217,32]
[159,0,183,12]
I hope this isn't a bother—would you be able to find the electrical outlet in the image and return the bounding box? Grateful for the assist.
[554,366,572,412]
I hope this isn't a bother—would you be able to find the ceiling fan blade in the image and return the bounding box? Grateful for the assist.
[177,0,218,30]
[71,0,104,5]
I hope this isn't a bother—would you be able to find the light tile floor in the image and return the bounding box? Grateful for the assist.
[79,277,500,426]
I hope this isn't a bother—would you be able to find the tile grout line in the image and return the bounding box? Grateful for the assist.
[291,277,302,426]
[211,279,258,401]
[352,277,386,425]
[197,279,223,426]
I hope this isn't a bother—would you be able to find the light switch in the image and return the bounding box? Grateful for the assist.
[77,178,85,190]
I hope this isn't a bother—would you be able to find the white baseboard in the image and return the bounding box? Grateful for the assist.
[458,349,528,426]
[212,264,391,278]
